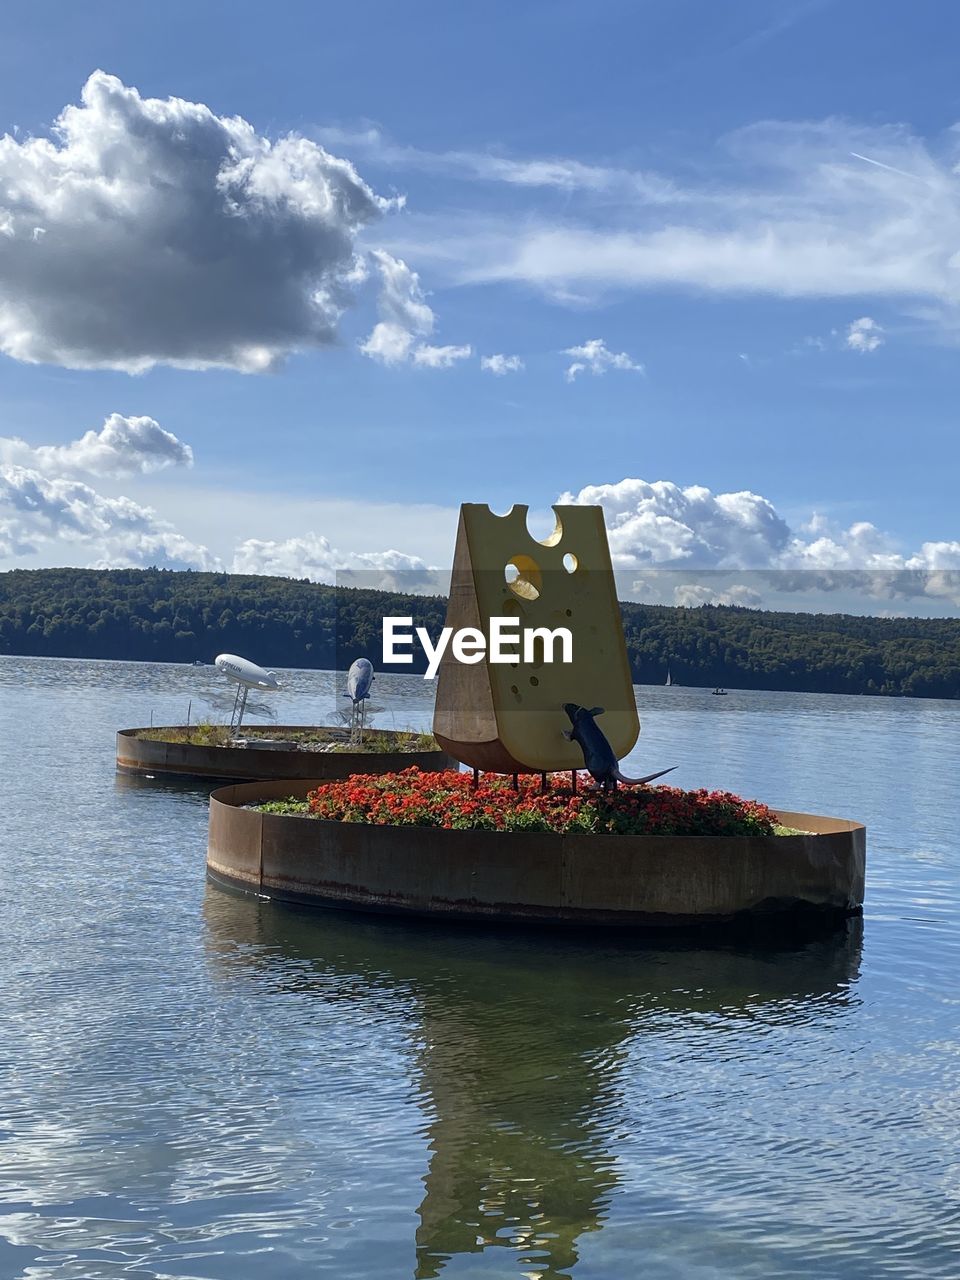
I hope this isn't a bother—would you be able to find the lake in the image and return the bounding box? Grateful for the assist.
[0,657,958,1278]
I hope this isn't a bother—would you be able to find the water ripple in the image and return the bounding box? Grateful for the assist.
[1,659,959,1277]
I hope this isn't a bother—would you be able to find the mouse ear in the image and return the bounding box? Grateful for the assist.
[588,706,605,717]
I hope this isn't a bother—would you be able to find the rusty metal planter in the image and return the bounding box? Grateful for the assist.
[117,726,454,783]
[207,778,866,928]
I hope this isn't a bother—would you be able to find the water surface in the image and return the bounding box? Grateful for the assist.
[0,658,958,1278]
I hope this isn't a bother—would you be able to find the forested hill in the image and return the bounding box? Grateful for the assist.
[1,567,959,699]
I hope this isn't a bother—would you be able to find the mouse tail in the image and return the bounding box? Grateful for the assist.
[613,765,677,786]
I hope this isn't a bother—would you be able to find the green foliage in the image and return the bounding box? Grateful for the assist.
[333,729,439,753]
[134,724,440,752]
[620,601,960,698]
[1,566,958,698]
[138,721,230,746]
[257,799,310,816]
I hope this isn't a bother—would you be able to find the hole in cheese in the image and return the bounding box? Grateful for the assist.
[505,555,541,601]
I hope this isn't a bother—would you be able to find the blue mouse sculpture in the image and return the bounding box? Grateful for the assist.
[562,703,676,792]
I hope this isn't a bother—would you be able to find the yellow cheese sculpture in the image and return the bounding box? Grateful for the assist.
[433,503,640,772]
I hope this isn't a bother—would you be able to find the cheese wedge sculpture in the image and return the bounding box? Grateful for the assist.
[433,503,640,773]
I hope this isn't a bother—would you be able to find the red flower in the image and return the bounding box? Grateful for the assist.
[304,769,777,838]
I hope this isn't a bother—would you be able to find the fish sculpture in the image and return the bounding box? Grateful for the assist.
[562,703,676,792]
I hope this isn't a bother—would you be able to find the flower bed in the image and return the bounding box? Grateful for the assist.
[213,778,866,923]
[117,727,454,782]
[279,767,780,837]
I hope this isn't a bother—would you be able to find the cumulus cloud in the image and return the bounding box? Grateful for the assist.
[0,413,209,568]
[230,531,442,591]
[359,249,470,368]
[563,338,643,381]
[561,476,960,602]
[359,250,433,364]
[0,464,216,569]
[480,353,524,375]
[0,417,447,578]
[846,316,885,352]
[0,450,444,579]
[562,478,791,565]
[0,413,192,477]
[412,343,473,368]
[672,583,763,608]
[0,71,393,372]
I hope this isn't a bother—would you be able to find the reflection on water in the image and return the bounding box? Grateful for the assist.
[204,892,863,1280]
[2,657,960,1278]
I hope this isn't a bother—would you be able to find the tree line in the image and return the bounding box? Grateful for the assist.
[1,566,958,699]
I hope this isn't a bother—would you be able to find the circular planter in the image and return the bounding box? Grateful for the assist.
[206,778,866,928]
[117,726,454,783]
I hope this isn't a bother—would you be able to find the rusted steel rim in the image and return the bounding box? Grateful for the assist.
[117,726,455,782]
[207,778,866,928]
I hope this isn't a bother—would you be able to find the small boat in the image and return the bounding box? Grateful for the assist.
[665,668,673,687]
[712,688,728,696]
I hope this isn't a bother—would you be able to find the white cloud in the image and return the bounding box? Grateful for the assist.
[358,250,433,363]
[673,583,763,608]
[412,343,472,368]
[0,71,393,372]
[315,125,681,201]
[0,440,452,578]
[359,250,470,368]
[132,486,459,573]
[480,353,524,375]
[0,422,450,578]
[0,414,192,477]
[0,464,217,569]
[562,478,791,565]
[846,316,885,352]
[561,475,960,602]
[358,321,416,365]
[230,531,442,591]
[0,415,454,577]
[382,119,960,344]
[563,338,644,382]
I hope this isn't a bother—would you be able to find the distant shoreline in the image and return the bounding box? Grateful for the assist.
[2,567,958,700]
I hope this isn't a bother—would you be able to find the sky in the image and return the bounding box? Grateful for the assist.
[1,0,959,614]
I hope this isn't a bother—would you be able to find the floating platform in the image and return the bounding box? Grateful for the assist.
[117,726,454,783]
[206,779,866,928]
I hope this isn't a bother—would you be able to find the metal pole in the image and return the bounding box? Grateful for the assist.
[231,683,248,733]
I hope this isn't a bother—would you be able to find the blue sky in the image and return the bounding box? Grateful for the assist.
[1,0,959,613]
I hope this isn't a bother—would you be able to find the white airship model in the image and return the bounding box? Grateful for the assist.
[215,653,281,730]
